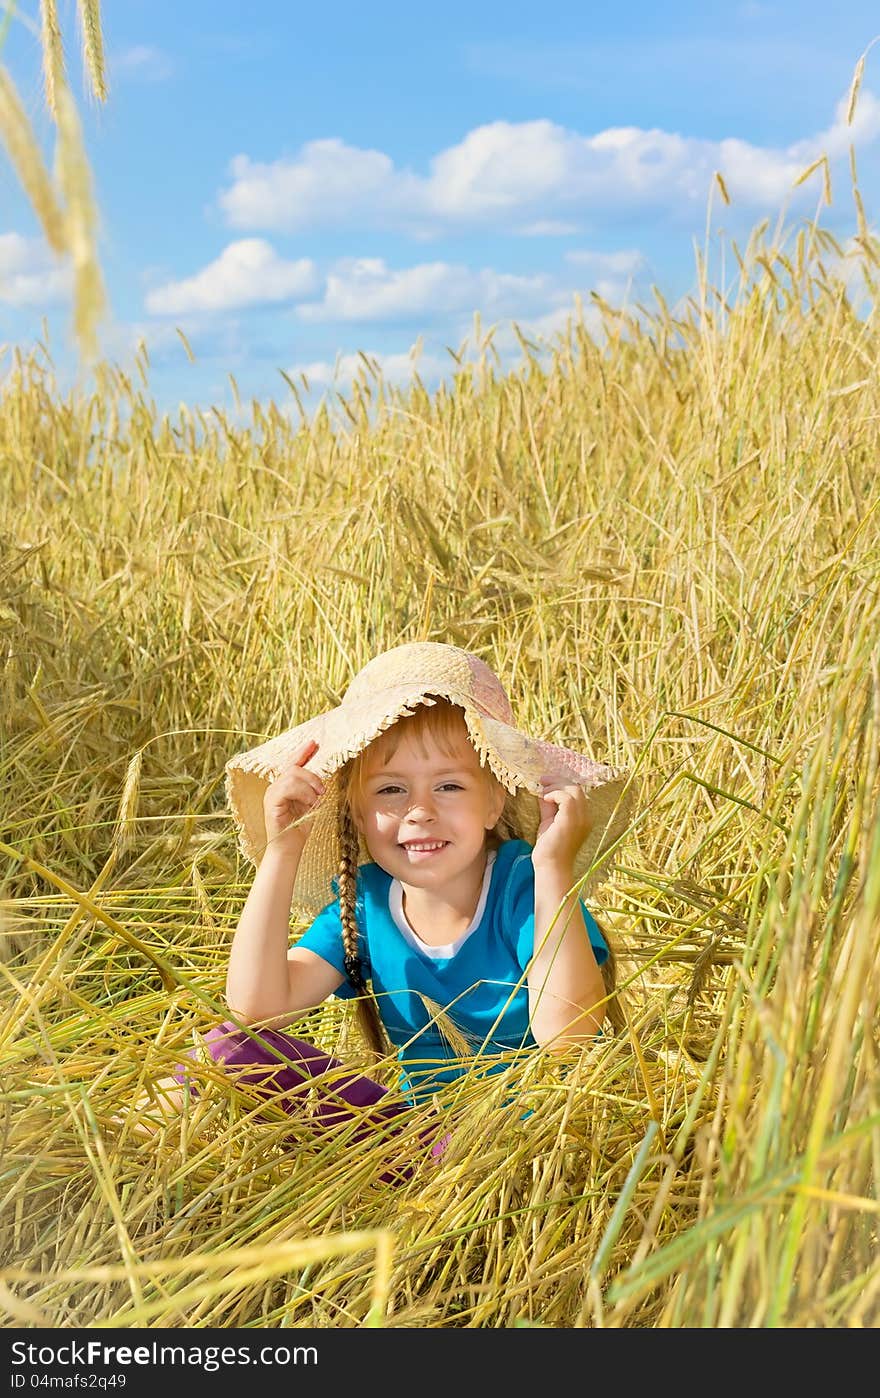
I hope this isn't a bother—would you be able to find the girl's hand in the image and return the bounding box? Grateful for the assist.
[262,739,324,860]
[532,780,594,872]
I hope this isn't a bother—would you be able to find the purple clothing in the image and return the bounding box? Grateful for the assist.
[173,1021,450,1184]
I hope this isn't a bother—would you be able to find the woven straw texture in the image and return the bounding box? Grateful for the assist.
[225,642,636,913]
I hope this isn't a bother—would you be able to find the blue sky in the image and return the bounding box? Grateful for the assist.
[1,0,879,412]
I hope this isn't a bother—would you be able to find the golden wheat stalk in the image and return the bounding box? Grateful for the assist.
[39,0,66,120]
[714,170,731,206]
[55,78,106,359]
[419,994,479,1059]
[76,0,107,102]
[111,749,143,859]
[0,65,67,255]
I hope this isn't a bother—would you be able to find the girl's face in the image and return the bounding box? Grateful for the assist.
[350,717,506,888]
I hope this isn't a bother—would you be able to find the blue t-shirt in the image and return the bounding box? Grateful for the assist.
[295,838,608,1105]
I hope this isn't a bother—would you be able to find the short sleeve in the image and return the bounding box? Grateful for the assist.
[294,897,367,1001]
[503,850,609,970]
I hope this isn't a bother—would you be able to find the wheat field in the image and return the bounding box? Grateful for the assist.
[1,199,878,1327]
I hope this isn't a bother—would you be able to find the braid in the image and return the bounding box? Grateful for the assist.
[337,798,388,1061]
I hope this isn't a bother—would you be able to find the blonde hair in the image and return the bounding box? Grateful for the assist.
[334,698,620,1057]
[336,796,388,1058]
[347,697,503,820]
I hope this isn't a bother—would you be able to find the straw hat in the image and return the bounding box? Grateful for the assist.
[225,641,635,913]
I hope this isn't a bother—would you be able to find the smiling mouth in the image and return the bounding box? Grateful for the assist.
[400,840,449,853]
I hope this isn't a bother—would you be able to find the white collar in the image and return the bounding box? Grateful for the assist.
[389,850,497,959]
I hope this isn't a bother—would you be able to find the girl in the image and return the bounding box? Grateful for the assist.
[173,642,633,1176]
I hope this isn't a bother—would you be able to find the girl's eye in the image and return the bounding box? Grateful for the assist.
[374,783,463,795]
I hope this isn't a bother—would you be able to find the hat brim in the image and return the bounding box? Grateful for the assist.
[225,688,636,912]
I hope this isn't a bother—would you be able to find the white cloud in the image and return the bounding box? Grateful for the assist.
[137,238,649,335]
[0,233,70,306]
[113,45,174,81]
[217,91,880,235]
[711,92,880,202]
[806,90,880,162]
[297,257,552,323]
[518,220,580,236]
[565,248,645,276]
[288,347,447,390]
[425,121,573,219]
[484,289,627,355]
[220,140,405,230]
[98,317,206,363]
[145,240,319,314]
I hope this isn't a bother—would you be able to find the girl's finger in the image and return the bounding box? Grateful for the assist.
[279,756,318,781]
[292,738,319,764]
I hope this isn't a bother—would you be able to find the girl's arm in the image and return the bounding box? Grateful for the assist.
[530,861,606,1047]
[528,783,607,1049]
[225,740,343,1027]
[225,845,343,1026]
